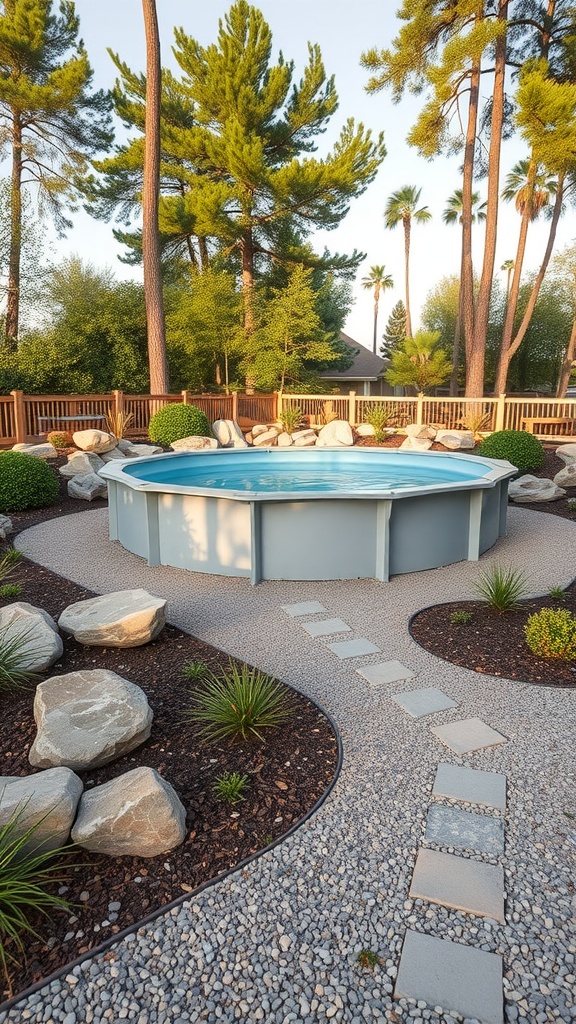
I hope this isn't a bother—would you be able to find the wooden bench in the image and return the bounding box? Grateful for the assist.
[37,413,106,434]
[521,415,575,439]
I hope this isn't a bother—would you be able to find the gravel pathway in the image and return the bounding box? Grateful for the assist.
[4,506,576,1024]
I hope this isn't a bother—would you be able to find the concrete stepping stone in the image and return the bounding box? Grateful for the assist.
[389,687,456,718]
[431,717,507,754]
[302,617,352,638]
[425,804,504,856]
[410,848,505,922]
[395,930,503,1024]
[326,638,381,659]
[356,660,415,687]
[281,601,327,617]
[433,763,507,810]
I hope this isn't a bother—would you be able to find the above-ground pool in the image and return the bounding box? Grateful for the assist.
[101,447,516,583]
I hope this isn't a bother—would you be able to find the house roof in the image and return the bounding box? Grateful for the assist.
[319,332,388,381]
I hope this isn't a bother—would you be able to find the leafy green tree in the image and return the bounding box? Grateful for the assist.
[361,264,393,353]
[385,330,451,394]
[381,299,406,358]
[384,186,430,339]
[0,0,112,348]
[0,176,47,331]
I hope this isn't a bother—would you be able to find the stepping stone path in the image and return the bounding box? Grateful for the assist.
[425,803,505,856]
[433,762,507,810]
[326,637,381,659]
[410,847,505,922]
[281,601,327,616]
[302,617,351,638]
[356,660,415,688]
[389,686,456,718]
[431,716,507,754]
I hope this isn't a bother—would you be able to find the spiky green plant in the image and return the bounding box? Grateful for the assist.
[212,771,249,804]
[0,549,21,585]
[473,565,530,613]
[0,625,47,691]
[183,659,210,680]
[450,610,472,625]
[280,406,303,433]
[0,585,22,600]
[548,586,567,602]
[363,405,395,442]
[185,662,291,743]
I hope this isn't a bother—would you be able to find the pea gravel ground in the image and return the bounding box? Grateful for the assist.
[3,505,576,1024]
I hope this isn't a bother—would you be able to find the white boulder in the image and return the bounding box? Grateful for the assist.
[508,475,566,503]
[58,588,166,647]
[170,435,219,451]
[123,443,164,457]
[436,429,475,450]
[28,669,153,771]
[12,442,58,459]
[252,424,271,437]
[0,602,63,671]
[277,432,293,447]
[71,766,186,858]
[555,443,576,466]
[253,428,279,447]
[59,452,104,478]
[400,436,433,451]
[212,419,249,448]
[67,473,108,501]
[0,768,83,853]
[404,423,437,440]
[72,429,117,454]
[0,514,13,540]
[291,428,317,447]
[317,420,354,447]
[356,423,375,437]
[554,463,576,488]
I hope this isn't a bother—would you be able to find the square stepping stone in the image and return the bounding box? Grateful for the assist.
[425,804,504,856]
[431,717,507,754]
[389,687,456,718]
[356,660,415,688]
[302,617,352,638]
[410,848,504,922]
[395,930,503,1024]
[281,601,327,617]
[433,763,507,810]
[326,638,381,659]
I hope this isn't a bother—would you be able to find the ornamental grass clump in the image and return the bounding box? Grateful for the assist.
[148,403,210,446]
[280,406,303,433]
[185,662,291,743]
[212,771,249,804]
[0,625,45,692]
[363,405,394,442]
[473,564,530,613]
[477,429,544,473]
[0,452,59,513]
[524,608,576,661]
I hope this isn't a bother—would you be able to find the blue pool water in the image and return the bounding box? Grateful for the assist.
[122,449,490,494]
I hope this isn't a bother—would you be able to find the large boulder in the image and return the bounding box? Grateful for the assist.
[555,443,576,466]
[404,423,437,440]
[170,435,219,452]
[253,428,279,447]
[277,431,293,447]
[0,602,63,672]
[400,435,433,451]
[122,443,164,458]
[212,419,249,448]
[100,447,129,462]
[12,442,58,459]
[436,429,475,450]
[71,767,186,857]
[67,473,108,501]
[0,768,83,853]
[59,452,104,478]
[0,514,13,540]
[58,589,166,647]
[356,423,375,437]
[28,669,153,771]
[291,428,317,447]
[316,420,354,447]
[508,475,566,503]
[72,429,117,454]
[252,424,271,438]
[554,463,576,488]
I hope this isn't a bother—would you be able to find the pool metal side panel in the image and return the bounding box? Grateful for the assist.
[115,486,150,560]
[156,492,251,576]
[479,484,503,554]
[389,491,470,574]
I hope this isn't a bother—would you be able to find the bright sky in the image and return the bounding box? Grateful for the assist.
[44,0,576,350]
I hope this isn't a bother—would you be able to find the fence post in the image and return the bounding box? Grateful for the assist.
[416,392,424,426]
[495,393,506,432]
[231,391,238,422]
[348,390,356,426]
[181,390,191,405]
[274,391,280,422]
[112,390,124,419]
[10,390,26,443]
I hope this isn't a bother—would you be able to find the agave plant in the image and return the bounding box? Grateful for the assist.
[185,662,291,743]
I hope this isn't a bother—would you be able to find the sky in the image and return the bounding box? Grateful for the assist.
[30,0,576,351]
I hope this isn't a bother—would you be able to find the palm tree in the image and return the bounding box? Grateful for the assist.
[361,265,394,353]
[384,186,431,339]
[501,259,515,301]
[141,0,168,392]
[442,190,486,395]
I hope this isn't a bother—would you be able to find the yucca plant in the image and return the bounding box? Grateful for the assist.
[473,565,530,613]
[280,406,303,433]
[462,404,491,439]
[185,662,291,743]
[212,771,249,804]
[0,806,75,994]
[104,409,134,441]
[363,404,395,442]
[0,625,47,691]
[0,549,21,586]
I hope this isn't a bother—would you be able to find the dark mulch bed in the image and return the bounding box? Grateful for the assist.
[1,463,338,1003]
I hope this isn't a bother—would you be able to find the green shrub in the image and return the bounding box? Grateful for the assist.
[148,403,210,446]
[46,430,73,449]
[185,662,291,743]
[477,430,544,472]
[450,610,472,625]
[0,452,59,513]
[474,564,530,613]
[524,607,576,660]
[212,771,249,804]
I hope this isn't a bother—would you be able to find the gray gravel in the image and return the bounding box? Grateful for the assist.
[4,506,576,1024]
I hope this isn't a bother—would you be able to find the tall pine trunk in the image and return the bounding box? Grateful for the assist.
[372,287,379,354]
[461,56,480,384]
[241,230,256,388]
[403,217,412,338]
[142,0,168,393]
[5,111,22,350]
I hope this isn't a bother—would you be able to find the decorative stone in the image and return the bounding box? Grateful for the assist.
[12,442,58,459]
[277,431,293,447]
[302,617,352,638]
[252,424,271,437]
[356,660,416,688]
[100,447,129,462]
[405,423,436,439]
[123,443,164,457]
[410,848,505,922]
[116,438,134,453]
[553,463,576,487]
[431,717,507,754]
[436,429,475,450]
[508,475,565,503]
[72,429,117,454]
[432,763,507,810]
[555,442,576,465]
[67,473,108,501]
[59,452,105,478]
[0,601,63,671]
[281,601,328,616]
[0,768,83,853]
[58,588,166,647]
[253,428,279,447]
[28,669,153,770]
[170,435,219,451]
[356,423,375,437]
[316,420,354,447]
[71,766,186,857]
[326,637,381,659]
[0,514,13,540]
[389,687,456,718]
[211,419,248,448]
[292,428,317,447]
[400,436,433,451]
[425,804,505,855]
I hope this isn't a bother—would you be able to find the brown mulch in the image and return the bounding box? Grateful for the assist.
[0,461,338,1003]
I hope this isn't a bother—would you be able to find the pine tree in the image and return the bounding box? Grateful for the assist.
[380,300,406,358]
[0,0,112,348]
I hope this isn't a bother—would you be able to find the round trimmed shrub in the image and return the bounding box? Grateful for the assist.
[148,403,211,446]
[477,429,544,472]
[0,451,59,512]
[47,430,73,449]
[524,607,576,661]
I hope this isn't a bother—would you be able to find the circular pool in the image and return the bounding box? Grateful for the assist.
[100,447,516,583]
